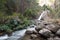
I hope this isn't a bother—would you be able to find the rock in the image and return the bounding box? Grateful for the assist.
[35,21,51,32]
[22,34,45,40]
[33,30,38,34]
[47,36,60,40]
[40,21,52,26]
[25,30,33,34]
[39,28,52,38]
[35,26,43,32]
[25,30,37,34]
[45,24,60,33]
[35,22,47,32]
[50,34,55,37]
[54,36,60,40]
[0,32,5,36]
[47,37,54,40]
[22,34,32,40]
[30,24,37,28]
[30,34,37,39]
[56,29,60,36]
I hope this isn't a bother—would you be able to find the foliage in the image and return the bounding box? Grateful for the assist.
[24,8,38,19]
[41,0,60,19]
[0,0,41,33]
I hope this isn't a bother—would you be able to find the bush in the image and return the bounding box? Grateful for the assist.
[24,8,38,19]
[0,25,11,31]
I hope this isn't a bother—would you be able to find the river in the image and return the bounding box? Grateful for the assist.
[0,10,49,40]
[0,25,36,40]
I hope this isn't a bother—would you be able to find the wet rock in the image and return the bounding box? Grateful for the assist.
[56,29,60,36]
[39,28,52,38]
[25,30,37,34]
[25,30,33,34]
[0,32,5,36]
[45,24,60,33]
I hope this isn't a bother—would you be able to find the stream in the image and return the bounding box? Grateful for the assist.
[0,10,49,40]
[0,25,36,40]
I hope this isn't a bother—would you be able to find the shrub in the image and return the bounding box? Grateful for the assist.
[0,25,10,31]
[24,8,38,19]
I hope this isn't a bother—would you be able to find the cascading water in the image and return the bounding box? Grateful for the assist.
[37,10,49,21]
[0,24,36,40]
[0,35,8,40]
[0,10,49,40]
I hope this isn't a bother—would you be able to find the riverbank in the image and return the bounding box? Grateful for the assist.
[21,19,60,40]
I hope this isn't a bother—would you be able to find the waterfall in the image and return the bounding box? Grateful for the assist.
[37,10,49,21]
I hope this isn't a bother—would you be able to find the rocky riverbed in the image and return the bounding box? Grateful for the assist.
[21,21,60,40]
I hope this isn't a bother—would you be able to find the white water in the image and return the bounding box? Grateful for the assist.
[0,10,49,40]
[0,35,8,40]
[0,24,36,40]
[38,10,49,21]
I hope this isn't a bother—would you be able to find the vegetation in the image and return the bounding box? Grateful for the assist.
[0,0,42,34]
[43,0,60,19]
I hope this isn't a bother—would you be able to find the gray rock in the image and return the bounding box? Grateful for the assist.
[54,36,60,40]
[50,34,55,37]
[45,24,60,32]
[25,30,33,34]
[35,26,44,32]
[47,37,54,40]
[56,29,60,36]
[39,28,52,37]
[25,30,37,34]
[35,21,48,32]
[30,34,38,39]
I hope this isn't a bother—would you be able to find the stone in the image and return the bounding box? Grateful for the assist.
[47,37,54,40]
[25,29,37,34]
[45,24,60,33]
[39,28,52,38]
[56,29,60,36]
[22,33,45,40]
[35,22,47,32]
[25,30,33,34]
[50,34,55,37]
[30,34,37,39]
[35,26,43,32]
[54,36,60,40]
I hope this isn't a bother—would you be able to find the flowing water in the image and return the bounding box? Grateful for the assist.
[0,25,36,40]
[0,10,49,40]
[37,10,49,21]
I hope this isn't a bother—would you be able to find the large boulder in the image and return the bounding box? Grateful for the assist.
[45,24,60,33]
[56,29,60,36]
[47,36,60,40]
[54,36,60,40]
[35,26,44,32]
[39,28,52,38]
[47,37,54,40]
[25,30,34,34]
[25,29,37,34]
[22,34,45,40]
[30,34,38,39]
